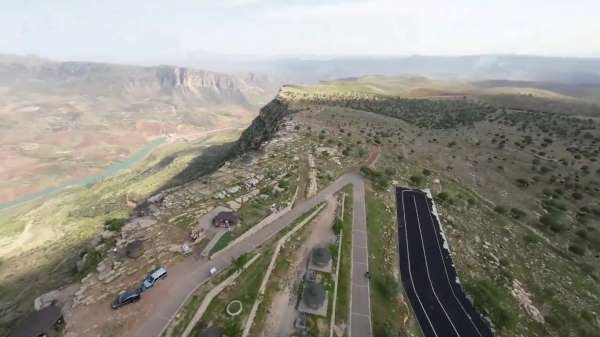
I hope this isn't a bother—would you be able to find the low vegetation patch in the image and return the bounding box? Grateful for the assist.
[365,192,404,336]
[335,186,353,328]
[360,167,390,191]
[104,217,128,232]
[463,279,517,332]
[209,232,234,255]
[199,251,273,336]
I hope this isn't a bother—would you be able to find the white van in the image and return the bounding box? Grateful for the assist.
[143,267,167,289]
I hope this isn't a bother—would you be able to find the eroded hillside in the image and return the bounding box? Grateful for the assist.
[0,55,278,205]
[2,76,599,337]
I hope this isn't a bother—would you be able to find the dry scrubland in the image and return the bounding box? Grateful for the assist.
[280,78,600,337]
[0,56,277,204]
[2,75,600,337]
[0,130,242,335]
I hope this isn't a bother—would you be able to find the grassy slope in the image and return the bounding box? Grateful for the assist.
[281,79,600,337]
[247,204,327,337]
[199,251,273,336]
[365,190,420,337]
[0,131,241,335]
[334,185,353,329]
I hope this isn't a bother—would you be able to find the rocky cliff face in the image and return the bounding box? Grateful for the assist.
[156,66,240,94]
[232,95,290,154]
[164,92,291,187]
[0,55,277,106]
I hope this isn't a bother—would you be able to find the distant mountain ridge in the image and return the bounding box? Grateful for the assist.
[185,54,600,85]
[0,54,278,106]
[0,54,279,204]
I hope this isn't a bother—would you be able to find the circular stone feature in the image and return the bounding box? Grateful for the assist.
[302,281,326,309]
[125,240,144,258]
[311,246,331,267]
[226,300,243,316]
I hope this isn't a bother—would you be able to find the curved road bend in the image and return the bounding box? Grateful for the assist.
[396,188,493,337]
[132,173,372,337]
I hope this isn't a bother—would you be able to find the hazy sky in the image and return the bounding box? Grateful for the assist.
[1,0,599,64]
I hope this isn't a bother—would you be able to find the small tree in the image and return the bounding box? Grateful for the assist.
[494,206,507,214]
[410,175,425,186]
[515,178,529,188]
[234,253,249,271]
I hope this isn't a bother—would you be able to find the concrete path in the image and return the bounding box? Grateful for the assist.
[130,173,372,337]
[349,180,372,337]
[241,203,326,337]
[179,254,260,337]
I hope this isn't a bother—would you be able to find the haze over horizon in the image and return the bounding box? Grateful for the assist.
[2,0,600,66]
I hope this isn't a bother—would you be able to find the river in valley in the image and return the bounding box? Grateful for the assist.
[0,137,166,210]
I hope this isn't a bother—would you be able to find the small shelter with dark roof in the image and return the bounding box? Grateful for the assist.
[12,305,64,337]
[212,211,240,228]
[309,246,333,273]
[196,326,224,337]
[126,239,144,258]
[298,281,329,317]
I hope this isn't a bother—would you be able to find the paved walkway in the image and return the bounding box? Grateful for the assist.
[131,173,372,337]
[349,180,372,337]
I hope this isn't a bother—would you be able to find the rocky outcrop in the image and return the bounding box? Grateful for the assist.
[231,97,290,155]
[156,66,240,94]
[159,92,291,188]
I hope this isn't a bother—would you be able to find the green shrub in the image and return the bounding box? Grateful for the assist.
[223,320,242,337]
[572,192,584,200]
[510,208,527,219]
[333,218,342,235]
[360,167,390,191]
[568,244,585,256]
[374,320,400,337]
[384,167,395,176]
[409,175,425,186]
[494,206,507,214]
[540,211,569,232]
[523,234,540,245]
[278,179,290,189]
[75,248,103,277]
[542,199,567,212]
[104,218,128,232]
[464,279,517,331]
[515,178,529,188]
[373,273,399,299]
[437,192,450,202]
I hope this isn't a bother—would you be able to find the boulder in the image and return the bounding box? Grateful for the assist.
[96,260,110,274]
[226,185,241,194]
[75,253,89,273]
[90,235,102,247]
[97,269,115,282]
[100,230,117,240]
[34,290,61,311]
[102,270,122,284]
[147,192,164,204]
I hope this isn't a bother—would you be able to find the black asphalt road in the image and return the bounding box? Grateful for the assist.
[395,188,494,337]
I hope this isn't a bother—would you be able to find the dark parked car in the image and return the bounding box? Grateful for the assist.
[111,287,142,309]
